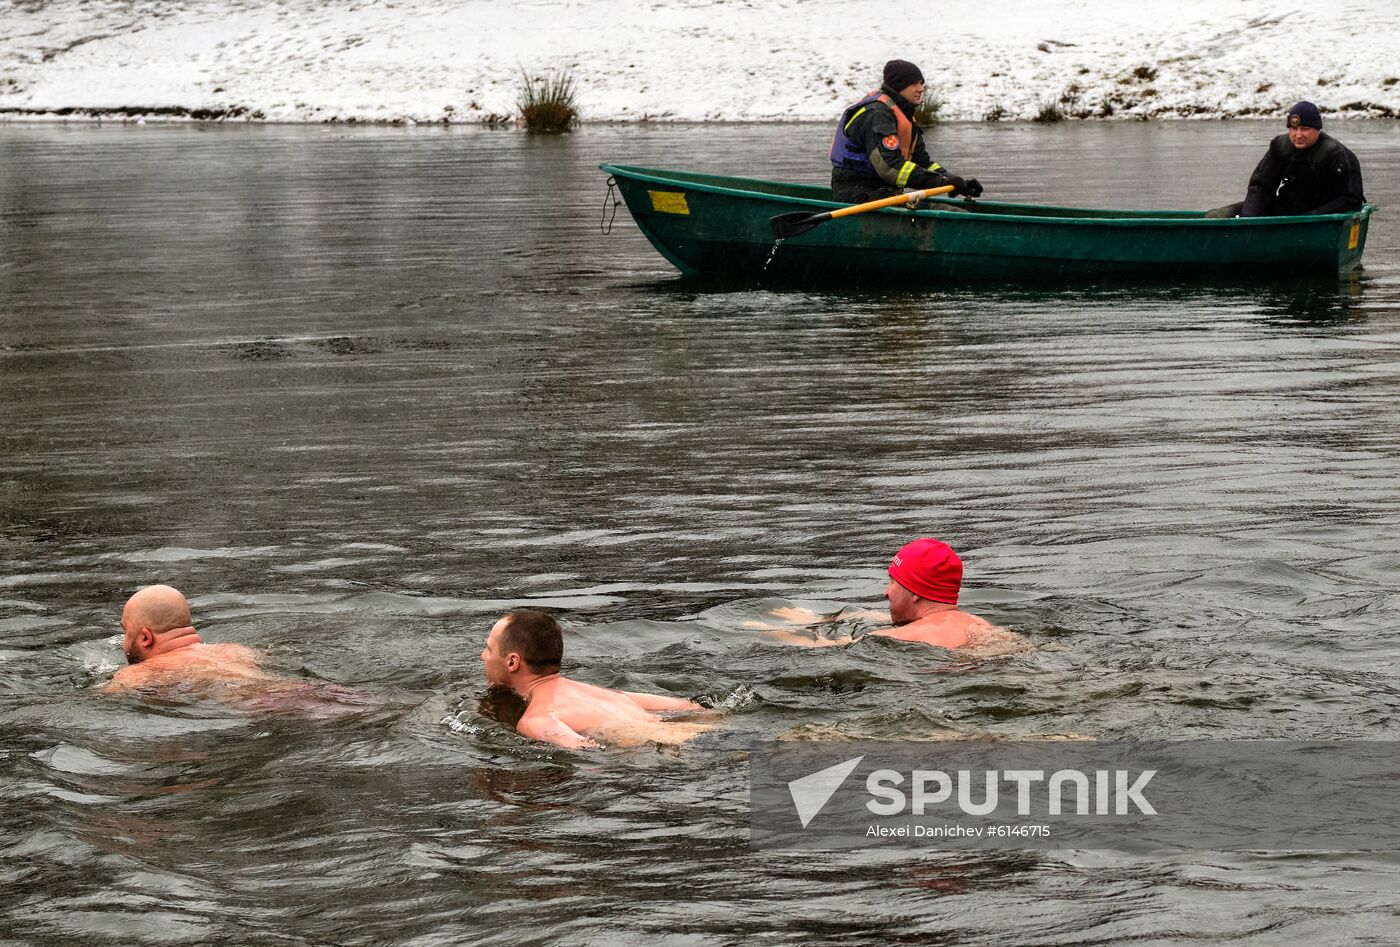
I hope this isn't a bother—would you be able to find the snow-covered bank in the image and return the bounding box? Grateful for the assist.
[2,1,1398,124]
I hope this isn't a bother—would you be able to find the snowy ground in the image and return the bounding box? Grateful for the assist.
[1,0,1397,124]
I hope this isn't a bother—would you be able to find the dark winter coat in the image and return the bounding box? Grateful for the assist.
[1241,132,1365,217]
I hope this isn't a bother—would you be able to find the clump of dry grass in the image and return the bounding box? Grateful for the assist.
[914,94,943,126]
[1034,98,1064,123]
[516,68,579,133]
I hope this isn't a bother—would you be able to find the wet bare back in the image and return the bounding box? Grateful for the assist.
[103,643,379,718]
[520,678,714,748]
[757,605,1032,657]
[104,643,270,693]
[872,610,1031,656]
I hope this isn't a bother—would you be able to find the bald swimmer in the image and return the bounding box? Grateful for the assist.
[758,538,1027,654]
[102,585,377,720]
[481,608,715,749]
[102,584,272,691]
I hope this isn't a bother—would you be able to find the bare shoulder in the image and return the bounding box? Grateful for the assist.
[516,703,555,738]
[516,702,548,729]
[551,676,609,704]
[558,676,605,694]
[102,643,266,691]
[200,643,260,661]
[870,610,993,649]
[517,706,596,749]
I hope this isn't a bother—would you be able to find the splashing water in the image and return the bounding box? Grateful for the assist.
[705,684,758,711]
[440,712,483,735]
[763,238,784,271]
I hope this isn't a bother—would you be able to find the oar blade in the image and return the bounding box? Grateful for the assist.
[770,212,823,241]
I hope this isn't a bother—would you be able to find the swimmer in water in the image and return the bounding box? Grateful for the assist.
[481,608,715,749]
[755,538,1028,655]
[103,584,269,691]
[103,585,373,715]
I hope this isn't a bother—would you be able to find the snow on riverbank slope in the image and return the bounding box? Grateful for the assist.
[2,1,1397,123]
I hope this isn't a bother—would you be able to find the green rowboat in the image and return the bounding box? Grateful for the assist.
[601,163,1376,282]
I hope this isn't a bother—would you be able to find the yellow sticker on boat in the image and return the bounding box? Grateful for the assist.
[1349,223,1360,249]
[648,190,690,215]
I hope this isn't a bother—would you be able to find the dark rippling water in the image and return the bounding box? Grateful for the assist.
[2,120,1400,945]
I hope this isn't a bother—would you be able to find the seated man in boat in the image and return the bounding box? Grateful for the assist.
[830,59,983,205]
[105,584,373,714]
[481,608,714,748]
[1206,101,1364,218]
[752,538,1027,657]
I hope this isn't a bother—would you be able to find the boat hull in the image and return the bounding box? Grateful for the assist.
[601,164,1375,283]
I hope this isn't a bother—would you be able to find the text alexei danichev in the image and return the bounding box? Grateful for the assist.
[865,823,1053,839]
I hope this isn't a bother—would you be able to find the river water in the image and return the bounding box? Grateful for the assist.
[2,120,1400,945]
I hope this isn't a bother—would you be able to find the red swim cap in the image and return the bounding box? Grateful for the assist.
[888,538,963,605]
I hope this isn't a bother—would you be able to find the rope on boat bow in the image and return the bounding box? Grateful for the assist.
[600,175,620,235]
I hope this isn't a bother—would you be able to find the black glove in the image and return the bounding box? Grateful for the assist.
[943,174,967,195]
[963,178,984,198]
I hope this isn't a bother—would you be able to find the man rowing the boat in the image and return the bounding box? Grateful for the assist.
[1206,101,1364,218]
[830,59,983,205]
[104,584,373,714]
[481,608,714,748]
[753,538,1027,656]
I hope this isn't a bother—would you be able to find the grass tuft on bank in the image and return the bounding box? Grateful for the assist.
[914,94,943,126]
[1034,98,1064,123]
[517,68,579,132]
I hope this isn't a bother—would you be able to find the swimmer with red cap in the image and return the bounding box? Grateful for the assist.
[877,538,987,648]
[756,538,1021,653]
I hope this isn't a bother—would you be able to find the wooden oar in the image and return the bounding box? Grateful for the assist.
[769,184,957,240]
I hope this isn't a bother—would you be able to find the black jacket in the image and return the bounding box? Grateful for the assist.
[831,85,955,203]
[1241,132,1365,217]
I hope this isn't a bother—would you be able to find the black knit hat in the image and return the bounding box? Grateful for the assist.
[882,59,924,91]
[1287,101,1322,130]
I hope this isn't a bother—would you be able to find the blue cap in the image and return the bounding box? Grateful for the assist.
[1287,101,1322,130]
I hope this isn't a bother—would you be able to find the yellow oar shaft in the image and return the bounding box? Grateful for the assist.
[769,184,959,240]
[827,184,956,220]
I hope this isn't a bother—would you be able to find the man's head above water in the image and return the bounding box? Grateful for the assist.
[120,584,199,664]
[481,608,563,690]
[885,538,964,624]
